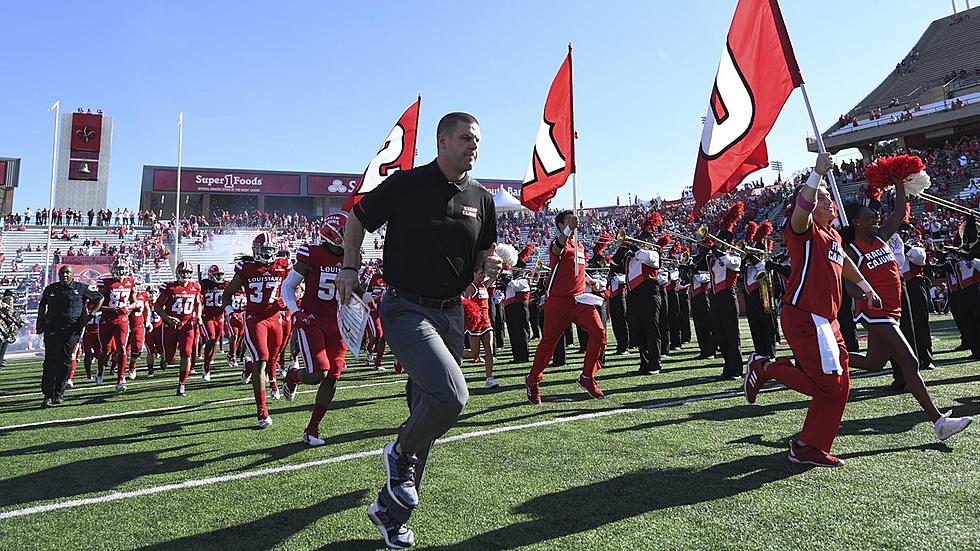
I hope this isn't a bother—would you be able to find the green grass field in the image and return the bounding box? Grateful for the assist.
[0,317,978,550]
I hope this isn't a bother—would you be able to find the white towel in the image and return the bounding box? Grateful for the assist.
[811,313,843,375]
[575,293,604,306]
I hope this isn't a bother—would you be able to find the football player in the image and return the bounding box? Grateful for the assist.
[222,232,290,428]
[69,304,102,385]
[154,262,204,396]
[127,284,153,380]
[282,213,349,446]
[226,290,248,380]
[200,264,227,382]
[99,260,137,391]
[145,285,166,378]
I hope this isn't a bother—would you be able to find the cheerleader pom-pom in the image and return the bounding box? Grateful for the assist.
[462,297,481,329]
[866,154,927,190]
[495,244,518,269]
[903,170,931,196]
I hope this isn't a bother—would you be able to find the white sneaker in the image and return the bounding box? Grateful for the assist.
[177,384,186,397]
[190,369,197,375]
[241,373,252,385]
[66,379,74,389]
[258,416,273,429]
[485,376,499,389]
[270,388,282,400]
[128,370,136,381]
[934,411,972,441]
[302,432,326,447]
[203,371,211,382]
[147,372,155,379]
[86,376,95,383]
[374,365,387,372]
[96,375,104,385]
[115,383,127,392]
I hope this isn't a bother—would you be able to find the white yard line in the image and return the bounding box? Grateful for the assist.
[0,381,404,431]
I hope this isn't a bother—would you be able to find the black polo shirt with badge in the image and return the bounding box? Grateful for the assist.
[39,281,102,332]
[353,159,497,300]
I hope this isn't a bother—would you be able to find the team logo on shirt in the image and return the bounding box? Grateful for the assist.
[827,240,844,266]
[461,205,478,218]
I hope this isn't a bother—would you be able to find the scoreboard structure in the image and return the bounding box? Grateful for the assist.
[54,110,113,212]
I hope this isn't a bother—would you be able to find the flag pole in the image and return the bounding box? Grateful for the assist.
[174,112,183,275]
[799,84,848,227]
[43,101,60,289]
[567,42,577,214]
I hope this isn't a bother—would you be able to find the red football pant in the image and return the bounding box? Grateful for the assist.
[295,319,347,380]
[767,304,851,453]
[243,313,285,363]
[101,317,131,384]
[270,315,292,379]
[202,316,224,371]
[228,314,245,360]
[128,322,145,357]
[162,320,197,364]
[528,296,606,382]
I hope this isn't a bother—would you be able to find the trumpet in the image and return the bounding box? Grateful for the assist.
[661,252,691,265]
[695,226,751,256]
[660,227,702,244]
[615,230,659,250]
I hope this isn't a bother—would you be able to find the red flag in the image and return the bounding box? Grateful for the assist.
[342,97,421,212]
[521,48,575,212]
[691,0,803,219]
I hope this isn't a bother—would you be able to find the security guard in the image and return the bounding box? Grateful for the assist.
[36,265,103,406]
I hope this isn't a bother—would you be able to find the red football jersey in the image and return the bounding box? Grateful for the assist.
[129,290,150,324]
[200,279,228,318]
[546,238,587,298]
[849,236,902,319]
[235,257,290,316]
[155,281,203,323]
[100,276,136,319]
[85,310,102,335]
[782,222,844,321]
[296,243,343,318]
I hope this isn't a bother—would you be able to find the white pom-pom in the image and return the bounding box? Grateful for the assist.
[495,244,518,268]
[903,171,931,196]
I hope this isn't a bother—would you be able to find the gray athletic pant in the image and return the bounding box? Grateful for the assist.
[378,289,468,523]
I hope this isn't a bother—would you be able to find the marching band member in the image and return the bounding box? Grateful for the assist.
[742,222,776,358]
[689,257,716,360]
[624,236,662,375]
[500,245,532,364]
[709,202,744,380]
[905,246,935,371]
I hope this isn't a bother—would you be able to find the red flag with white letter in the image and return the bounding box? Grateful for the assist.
[691,0,803,219]
[342,97,421,212]
[521,48,575,212]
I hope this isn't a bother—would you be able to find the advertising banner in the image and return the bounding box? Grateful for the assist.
[152,169,300,195]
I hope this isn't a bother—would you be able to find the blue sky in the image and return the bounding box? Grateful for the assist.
[0,0,958,212]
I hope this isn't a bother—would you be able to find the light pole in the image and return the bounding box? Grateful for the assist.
[771,160,784,182]
[43,101,60,289]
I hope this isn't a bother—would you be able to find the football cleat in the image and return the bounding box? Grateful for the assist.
[115,383,127,393]
[66,379,74,389]
[485,376,499,389]
[176,384,186,397]
[258,416,273,429]
[202,371,211,382]
[96,375,104,385]
[302,432,326,447]
[128,370,136,381]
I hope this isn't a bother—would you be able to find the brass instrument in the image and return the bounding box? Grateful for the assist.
[0,301,25,344]
[911,190,980,219]
[660,227,702,245]
[758,270,774,314]
[695,225,751,256]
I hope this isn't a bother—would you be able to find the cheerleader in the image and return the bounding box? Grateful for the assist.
[463,269,498,389]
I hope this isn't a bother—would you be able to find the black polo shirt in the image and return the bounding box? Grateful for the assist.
[39,281,102,331]
[354,159,497,299]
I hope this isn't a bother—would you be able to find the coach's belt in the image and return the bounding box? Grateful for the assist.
[392,289,460,310]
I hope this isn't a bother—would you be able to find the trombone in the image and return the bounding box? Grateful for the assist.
[614,231,690,264]
[912,190,980,219]
[695,225,753,256]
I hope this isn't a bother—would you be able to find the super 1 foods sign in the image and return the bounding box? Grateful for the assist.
[152,169,300,195]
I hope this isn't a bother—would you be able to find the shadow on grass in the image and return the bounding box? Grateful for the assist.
[430,452,804,550]
[136,489,368,551]
[0,444,208,508]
